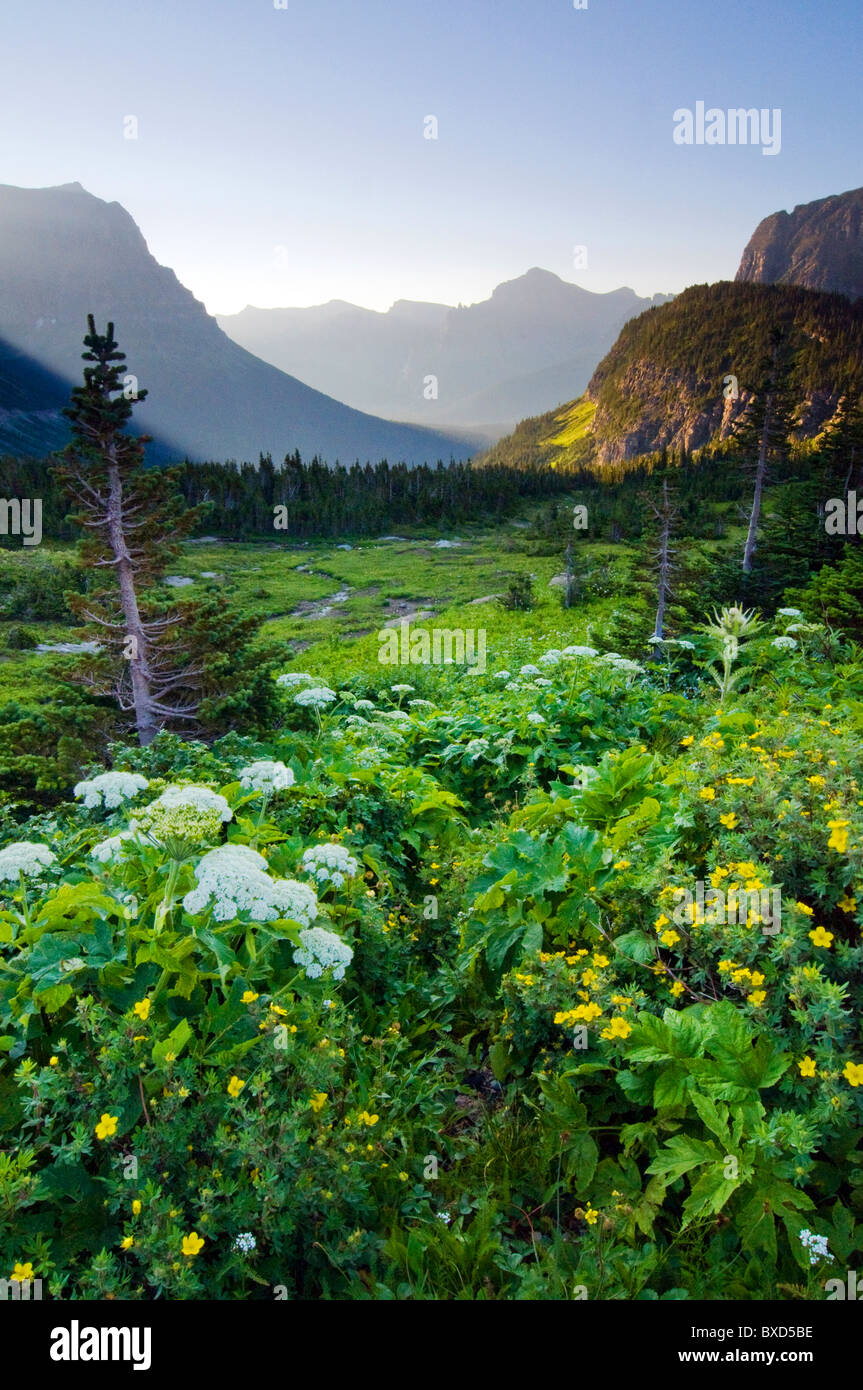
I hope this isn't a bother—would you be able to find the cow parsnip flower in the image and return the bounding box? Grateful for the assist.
[184,845,318,924]
[276,671,314,687]
[73,771,149,809]
[0,841,56,881]
[300,843,360,889]
[292,926,353,981]
[90,830,137,864]
[294,686,337,708]
[238,760,295,794]
[134,785,233,846]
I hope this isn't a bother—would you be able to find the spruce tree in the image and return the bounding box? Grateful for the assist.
[54,317,205,744]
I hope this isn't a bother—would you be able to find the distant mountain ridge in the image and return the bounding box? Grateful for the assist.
[218,269,672,434]
[0,182,471,465]
[736,186,863,301]
[478,281,863,470]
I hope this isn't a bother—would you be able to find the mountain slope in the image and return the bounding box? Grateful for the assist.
[735,186,863,301]
[218,268,672,433]
[477,281,863,470]
[0,183,471,465]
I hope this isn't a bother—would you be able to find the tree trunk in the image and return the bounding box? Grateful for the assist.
[105,453,159,745]
[651,479,672,661]
[742,393,773,574]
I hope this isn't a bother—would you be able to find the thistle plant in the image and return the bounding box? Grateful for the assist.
[699,604,763,702]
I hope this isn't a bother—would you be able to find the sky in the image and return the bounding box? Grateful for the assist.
[1,0,861,315]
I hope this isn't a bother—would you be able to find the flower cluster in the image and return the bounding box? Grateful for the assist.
[798,1229,833,1266]
[300,843,360,889]
[0,841,56,881]
[294,686,337,709]
[73,771,149,809]
[90,831,137,864]
[183,845,319,924]
[238,760,295,794]
[292,926,354,980]
[134,785,233,845]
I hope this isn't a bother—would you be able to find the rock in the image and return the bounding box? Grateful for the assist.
[736,185,863,299]
[165,576,194,587]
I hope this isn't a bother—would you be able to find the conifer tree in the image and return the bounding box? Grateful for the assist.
[54,318,207,744]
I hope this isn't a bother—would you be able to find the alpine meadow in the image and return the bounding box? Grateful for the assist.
[1,0,862,1347]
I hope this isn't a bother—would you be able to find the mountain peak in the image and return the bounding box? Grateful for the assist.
[736,186,863,300]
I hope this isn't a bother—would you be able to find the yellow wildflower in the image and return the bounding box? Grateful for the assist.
[808,926,834,948]
[94,1113,118,1141]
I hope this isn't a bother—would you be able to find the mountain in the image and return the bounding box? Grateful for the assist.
[218,269,672,434]
[477,281,863,469]
[735,187,863,301]
[0,182,471,465]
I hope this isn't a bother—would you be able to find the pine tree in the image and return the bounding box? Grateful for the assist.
[54,317,205,744]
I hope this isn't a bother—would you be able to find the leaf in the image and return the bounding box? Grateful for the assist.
[152,1018,193,1066]
[33,982,73,1012]
[681,1165,743,1227]
[647,1134,719,1182]
[614,931,657,964]
[489,1039,511,1082]
[653,1063,691,1109]
[565,1130,599,1189]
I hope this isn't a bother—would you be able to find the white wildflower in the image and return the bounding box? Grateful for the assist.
[233,1232,257,1254]
[391,683,414,693]
[463,738,490,758]
[148,785,233,822]
[276,672,314,687]
[771,636,798,651]
[494,669,511,681]
[238,760,295,794]
[90,831,136,864]
[519,663,540,676]
[0,841,57,881]
[562,645,598,659]
[777,607,803,619]
[354,699,376,711]
[184,845,318,924]
[300,843,360,889]
[292,926,353,981]
[798,1229,832,1266]
[538,649,563,666]
[527,711,546,725]
[294,686,337,708]
[73,771,149,810]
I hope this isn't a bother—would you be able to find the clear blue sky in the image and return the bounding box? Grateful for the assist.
[2,0,860,313]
